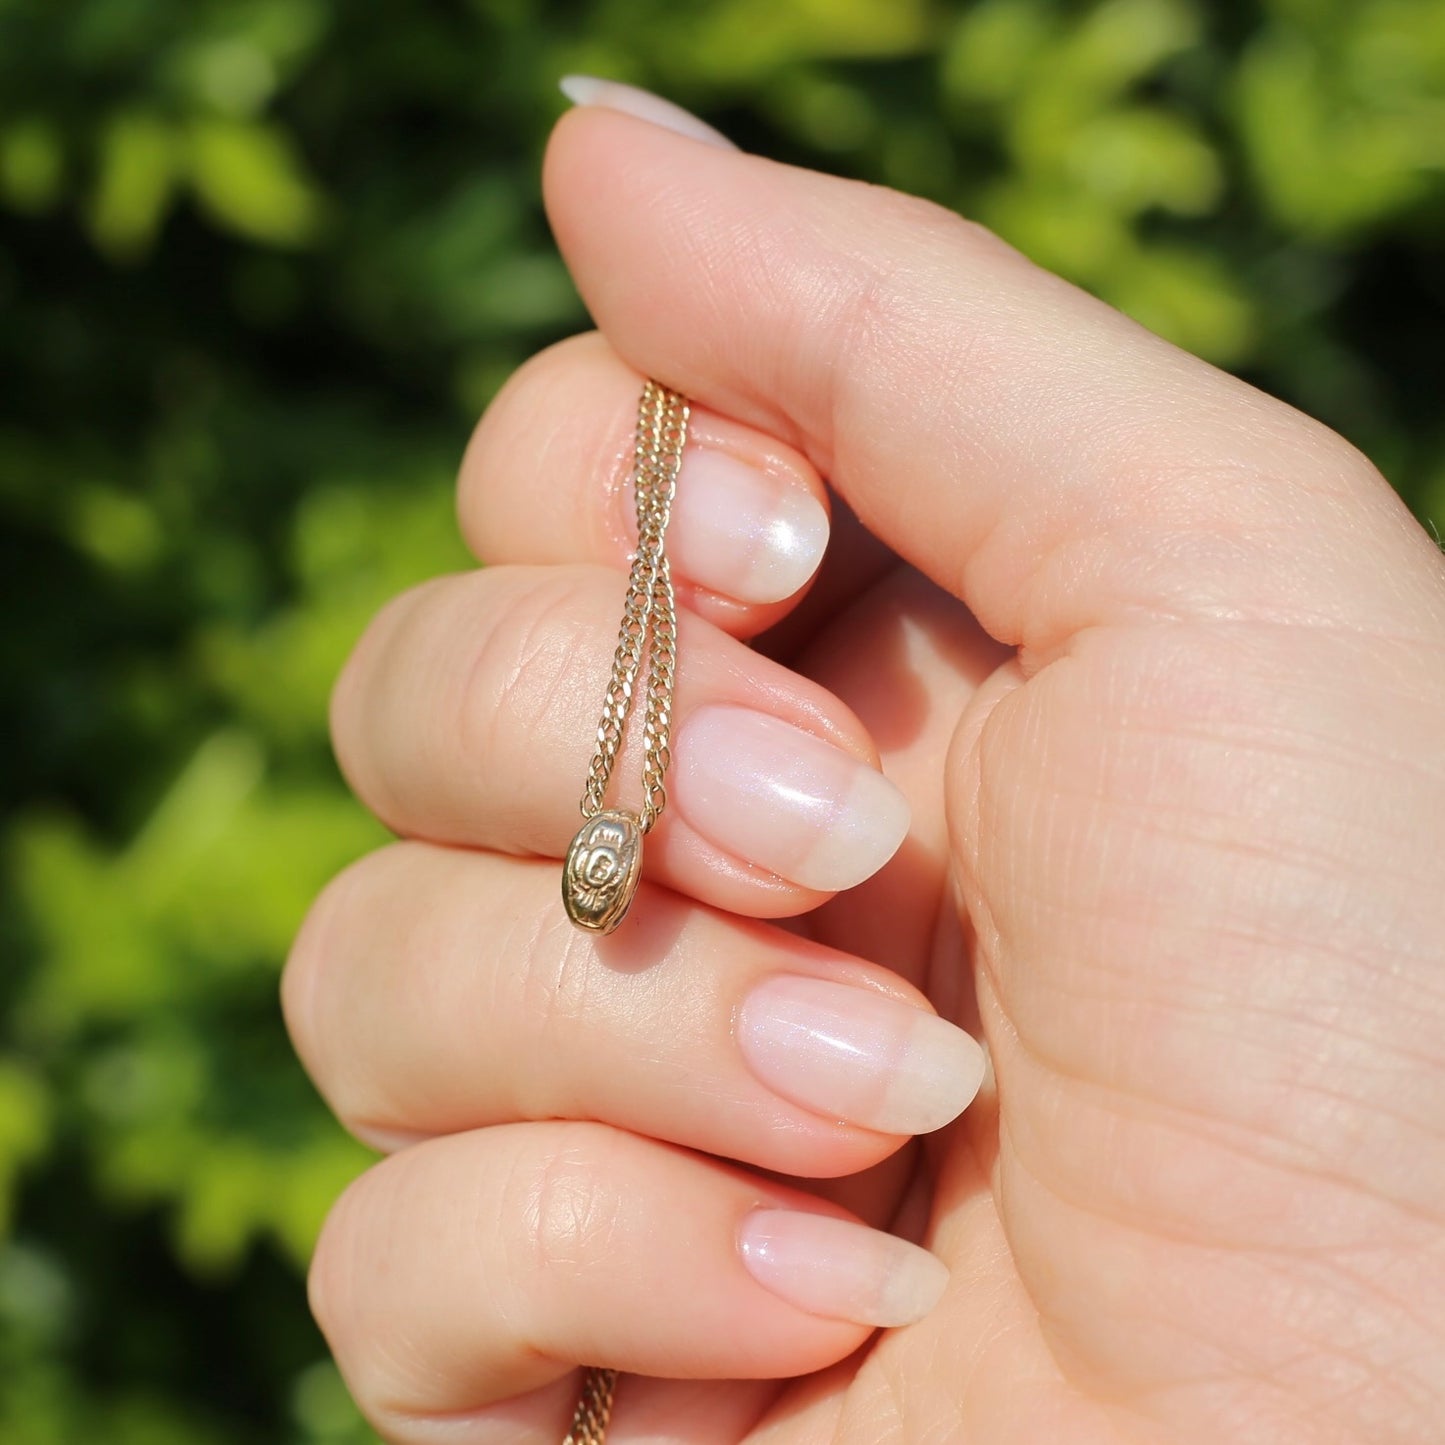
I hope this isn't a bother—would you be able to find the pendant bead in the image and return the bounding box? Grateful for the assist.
[562,809,645,934]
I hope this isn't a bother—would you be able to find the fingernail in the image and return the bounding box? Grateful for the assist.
[738,975,985,1135]
[671,448,828,604]
[738,1209,949,1328]
[674,706,910,891]
[559,75,737,150]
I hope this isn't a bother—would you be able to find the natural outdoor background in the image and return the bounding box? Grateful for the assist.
[2,0,1443,1439]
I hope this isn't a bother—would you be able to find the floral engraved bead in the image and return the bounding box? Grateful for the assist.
[562,809,645,934]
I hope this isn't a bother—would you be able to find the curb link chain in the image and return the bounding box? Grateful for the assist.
[579,380,687,831]
[562,1365,618,1445]
[563,380,688,1442]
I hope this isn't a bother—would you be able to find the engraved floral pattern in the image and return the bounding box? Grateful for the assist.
[563,812,642,932]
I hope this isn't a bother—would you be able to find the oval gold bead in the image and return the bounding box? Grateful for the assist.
[562,808,645,934]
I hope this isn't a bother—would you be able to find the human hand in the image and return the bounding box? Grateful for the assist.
[284,90,1445,1444]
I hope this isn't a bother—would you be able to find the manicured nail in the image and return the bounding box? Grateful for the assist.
[674,706,910,891]
[738,1209,949,1328]
[559,75,737,149]
[738,975,985,1135]
[670,448,828,603]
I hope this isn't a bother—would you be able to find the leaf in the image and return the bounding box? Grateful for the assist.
[1235,26,1436,238]
[87,112,177,261]
[1063,107,1222,217]
[0,118,64,214]
[186,118,327,247]
[0,1063,52,1234]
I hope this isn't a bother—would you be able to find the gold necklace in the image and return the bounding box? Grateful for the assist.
[560,379,690,1441]
[562,379,688,936]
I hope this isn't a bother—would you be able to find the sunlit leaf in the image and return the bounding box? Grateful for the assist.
[87,112,177,260]
[186,118,327,246]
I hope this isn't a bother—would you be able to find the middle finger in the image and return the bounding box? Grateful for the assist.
[331,562,913,917]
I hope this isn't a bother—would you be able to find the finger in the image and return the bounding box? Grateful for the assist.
[311,1123,950,1435]
[330,564,911,917]
[544,107,1445,648]
[791,566,1009,991]
[283,842,985,1173]
[458,331,832,636]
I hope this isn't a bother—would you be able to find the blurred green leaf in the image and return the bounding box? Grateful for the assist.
[88,112,178,259]
[0,119,63,214]
[1236,2,1445,238]
[944,0,1052,105]
[675,0,934,78]
[1063,108,1221,216]
[187,118,327,247]
[0,1066,51,1233]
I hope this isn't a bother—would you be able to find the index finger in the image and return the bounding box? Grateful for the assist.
[458,331,836,638]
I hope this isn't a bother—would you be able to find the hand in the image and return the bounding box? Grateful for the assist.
[284,92,1445,1445]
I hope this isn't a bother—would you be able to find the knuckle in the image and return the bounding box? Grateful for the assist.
[306,1165,374,1362]
[456,570,600,780]
[282,847,420,1146]
[307,1160,427,1432]
[867,183,1004,257]
[512,905,599,1101]
[457,332,609,557]
[329,577,451,830]
[514,1126,624,1291]
[829,205,1011,454]
[280,860,360,1091]
[1302,421,1392,500]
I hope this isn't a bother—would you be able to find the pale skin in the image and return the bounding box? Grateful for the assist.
[283,89,1445,1445]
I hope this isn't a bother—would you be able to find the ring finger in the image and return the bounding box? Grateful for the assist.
[283,841,986,1175]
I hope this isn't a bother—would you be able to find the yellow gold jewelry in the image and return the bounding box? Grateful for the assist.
[562,379,688,936]
[562,1363,618,1445]
[559,379,689,1443]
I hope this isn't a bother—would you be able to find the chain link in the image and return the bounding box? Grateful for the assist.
[562,1366,618,1445]
[578,381,688,832]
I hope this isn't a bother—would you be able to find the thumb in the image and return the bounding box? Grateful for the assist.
[543,99,1445,652]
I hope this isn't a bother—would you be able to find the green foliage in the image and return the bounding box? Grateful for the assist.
[1,0,1441,1439]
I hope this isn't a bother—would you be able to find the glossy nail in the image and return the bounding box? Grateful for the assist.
[559,76,736,149]
[674,706,910,891]
[670,448,828,603]
[738,1209,949,1328]
[738,975,985,1135]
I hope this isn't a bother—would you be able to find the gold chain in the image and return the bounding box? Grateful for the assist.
[561,381,689,938]
[562,1366,618,1445]
[558,381,690,1437]
[580,380,687,829]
